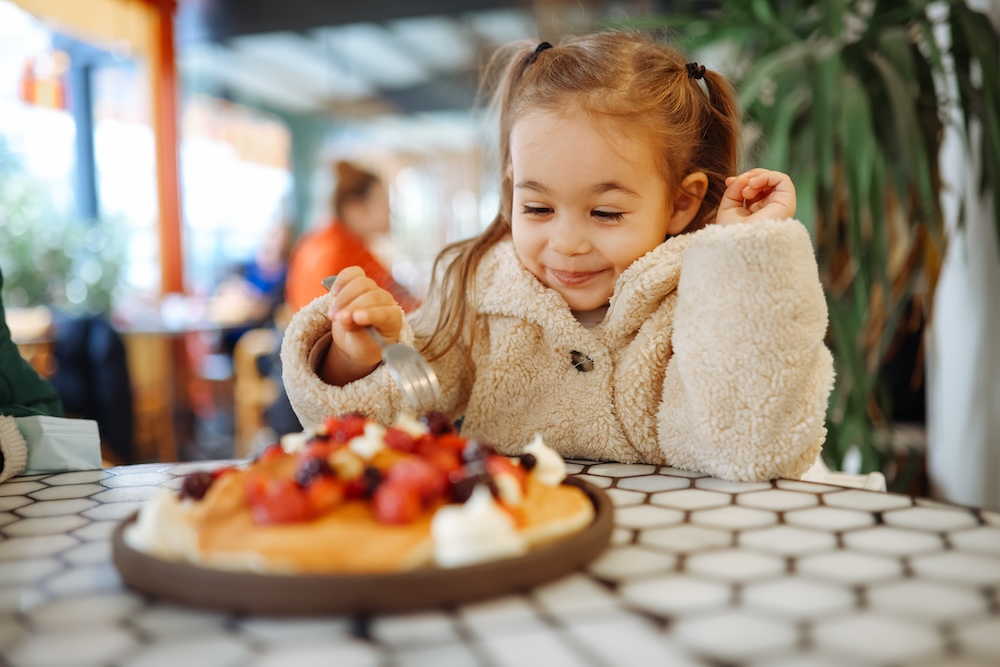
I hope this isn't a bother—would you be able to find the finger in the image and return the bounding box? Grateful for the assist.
[329,266,367,295]
[719,174,750,211]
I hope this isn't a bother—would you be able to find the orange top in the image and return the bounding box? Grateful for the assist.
[285,221,419,313]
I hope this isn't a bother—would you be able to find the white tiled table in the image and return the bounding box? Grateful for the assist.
[2,460,1000,667]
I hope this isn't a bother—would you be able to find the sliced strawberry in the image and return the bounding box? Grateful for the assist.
[306,477,346,514]
[302,440,335,461]
[244,473,270,505]
[384,427,417,452]
[250,479,312,525]
[371,481,422,524]
[257,443,287,463]
[386,457,448,504]
[435,433,467,454]
[329,415,367,442]
[486,455,527,492]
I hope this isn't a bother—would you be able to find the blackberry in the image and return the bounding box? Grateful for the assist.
[294,455,334,487]
[450,472,498,503]
[419,410,455,435]
[179,471,215,501]
[518,453,538,471]
[361,466,382,498]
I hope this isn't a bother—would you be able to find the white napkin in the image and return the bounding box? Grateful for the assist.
[10,415,102,477]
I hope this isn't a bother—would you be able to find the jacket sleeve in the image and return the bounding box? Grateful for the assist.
[279,293,472,428]
[657,218,835,481]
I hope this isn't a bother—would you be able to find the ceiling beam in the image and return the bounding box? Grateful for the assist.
[175,0,527,44]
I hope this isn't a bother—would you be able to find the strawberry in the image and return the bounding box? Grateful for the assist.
[371,481,422,524]
[244,473,270,505]
[328,414,367,442]
[250,479,312,525]
[386,457,448,504]
[305,477,346,514]
[384,427,417,452]
[486,455,527,492]
[257,443,287,463]
[435,433,467,454]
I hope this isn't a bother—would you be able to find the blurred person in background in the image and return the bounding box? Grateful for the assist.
[285,161,419,313]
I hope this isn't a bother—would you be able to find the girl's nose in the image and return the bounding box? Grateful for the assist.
[548,216,590,255]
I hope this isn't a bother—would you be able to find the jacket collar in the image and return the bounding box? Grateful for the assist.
[473,236,690,342]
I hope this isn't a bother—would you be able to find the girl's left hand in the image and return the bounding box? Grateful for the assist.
[717,169,796,226]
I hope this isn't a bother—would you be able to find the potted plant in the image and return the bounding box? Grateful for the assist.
[637,0,999,487]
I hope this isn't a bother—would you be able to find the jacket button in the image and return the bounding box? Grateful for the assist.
[570,350,595,372]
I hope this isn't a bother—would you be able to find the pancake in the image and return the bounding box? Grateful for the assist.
[130,413,596,574]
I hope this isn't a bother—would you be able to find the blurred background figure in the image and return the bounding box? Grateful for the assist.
[285,160,420,313]
[213,219,293,350]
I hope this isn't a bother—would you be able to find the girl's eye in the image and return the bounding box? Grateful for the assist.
[593,210,624,222]
[521,205,552,216]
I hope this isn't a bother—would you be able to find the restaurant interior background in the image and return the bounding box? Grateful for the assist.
[2,0,998,508]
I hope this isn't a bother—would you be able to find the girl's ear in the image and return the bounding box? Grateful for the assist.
[665,172,709,236]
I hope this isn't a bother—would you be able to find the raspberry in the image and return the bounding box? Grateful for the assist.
[179,471,215,501]
[371,481,422,524]
[384,427,417,452]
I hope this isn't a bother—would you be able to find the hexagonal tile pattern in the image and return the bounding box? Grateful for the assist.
[0,458,996,666]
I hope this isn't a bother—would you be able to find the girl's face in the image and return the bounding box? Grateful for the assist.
[510,108,675,312]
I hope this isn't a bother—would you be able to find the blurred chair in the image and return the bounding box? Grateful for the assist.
[124,333,177,462]
[232,327,280,458]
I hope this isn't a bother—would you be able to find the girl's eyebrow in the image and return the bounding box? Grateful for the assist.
[515,179,638,197]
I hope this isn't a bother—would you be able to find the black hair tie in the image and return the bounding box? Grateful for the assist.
[685,62,706,80]
[529,41,553,64]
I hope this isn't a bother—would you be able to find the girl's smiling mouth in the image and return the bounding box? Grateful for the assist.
[547,268,606,286]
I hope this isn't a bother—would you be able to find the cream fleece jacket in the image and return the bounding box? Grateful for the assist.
[281,218,835,482]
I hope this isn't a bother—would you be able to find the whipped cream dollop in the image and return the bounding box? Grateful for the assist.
[431,485,527,567]
[523,433,566,486]
[280,425,320,453]
[392,413,430,437]
[349,422,387,459]
[124,489,199,562]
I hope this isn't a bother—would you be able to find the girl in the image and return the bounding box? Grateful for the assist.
[280,31,834,482]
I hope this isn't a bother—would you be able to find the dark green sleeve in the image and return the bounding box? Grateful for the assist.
[0,268,64,418]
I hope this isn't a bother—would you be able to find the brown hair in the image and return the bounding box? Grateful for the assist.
[420,29,741,361]
[332,160,380,219]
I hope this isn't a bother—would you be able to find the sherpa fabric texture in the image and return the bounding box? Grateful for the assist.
[281,218,835,482]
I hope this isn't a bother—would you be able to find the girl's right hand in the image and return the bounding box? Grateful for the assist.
[324,266,402,375]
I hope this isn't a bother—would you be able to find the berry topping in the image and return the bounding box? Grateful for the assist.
[179,471,216,501]
[372,481,422,524]
[384,427,417,452]
[295,455,334,487]
[249,479,312,525]
[326,414,367,442]
[361,466,383,498]
[518,453,538,471]
[386,457,448,505]
[256,443,287,463]
[450,473,498,503]
[305,477,346,514]
[419,410,455,435]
